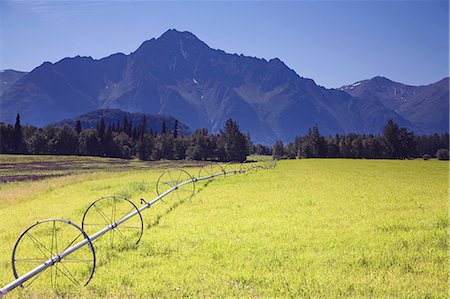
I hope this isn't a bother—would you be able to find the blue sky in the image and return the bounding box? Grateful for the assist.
[0,0,448,88]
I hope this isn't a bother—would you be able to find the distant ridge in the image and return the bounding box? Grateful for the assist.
[0,70,28,97]
[1,29,448,144]
[52,109,191,135]
[341,76,449,134]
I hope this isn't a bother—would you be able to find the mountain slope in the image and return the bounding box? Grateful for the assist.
[1,29,445,143]
[341,77,449,133]
[0,70,28,97]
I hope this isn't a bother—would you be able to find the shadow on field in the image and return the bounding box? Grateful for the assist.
[146,180,211,229]
[92,179,212,269]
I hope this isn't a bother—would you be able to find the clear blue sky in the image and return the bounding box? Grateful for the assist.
[0,0,448,88]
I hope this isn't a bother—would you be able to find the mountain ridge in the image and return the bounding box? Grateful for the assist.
[341,76,449,134]
[1,29,447,144]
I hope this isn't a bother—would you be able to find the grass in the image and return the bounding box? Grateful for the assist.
[0,155,448,298]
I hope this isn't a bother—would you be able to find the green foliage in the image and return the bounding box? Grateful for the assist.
[220,119,249,162]
[280,120,448,160]
[272,139,285,159]
[54,126,78,155]
[0,156,447,298]
[1,116,254,162]
[75,120,82,135]
[422,154,431,160]
[382,119,416,159]
[436,148,449,160]
[186,129,214,160]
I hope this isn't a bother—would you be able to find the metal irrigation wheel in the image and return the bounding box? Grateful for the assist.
[156,168,195,203]
[197,163,225,181]
[11,219,96,290]
[239,163,250,175]
[81,196,144,248]
[263,160,275,169]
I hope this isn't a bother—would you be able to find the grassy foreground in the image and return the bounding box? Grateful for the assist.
[0,156,448,298]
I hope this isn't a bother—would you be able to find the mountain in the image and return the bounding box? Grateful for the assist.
[0,29,446,144]
[341,76,449,134]
[0,70,28,97]
[52,109,191,135]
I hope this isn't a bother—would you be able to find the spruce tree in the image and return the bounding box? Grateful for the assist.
[14,113,24,153]
[98,117,106,139]
[140,116,147,138]
[383,119,405,158]
[220,119,249,162]
[173,120,179,138]
[273,139,285,159]
[161,121,167,135]
[75,120,82,135]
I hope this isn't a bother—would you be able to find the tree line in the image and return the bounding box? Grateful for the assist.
[1,115,448,161]
[273,120,449,160]
[0,114,251,162]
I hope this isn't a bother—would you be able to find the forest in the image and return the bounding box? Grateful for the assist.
[273,120,449,160]
[0,115,252,162]
[0,114,448,161]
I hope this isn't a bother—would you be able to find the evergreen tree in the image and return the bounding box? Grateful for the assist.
[102,128,121,157]
[141,115,148,136]
[398,128,416,159]
[28,129,49,154]
[215,135,227,161]
[98,117,106,139]
[54,126,79,155]
[152,134,174,160]
[123,115,132,136]
[305,125,327,158]
[220,119,249,162]
[132,126,138,141]
[161,121,168,135]
[186,129,213,160]
[326,136,340,158]
[75,120,82,135]
[79,129,100,156]
[136,133,151,160]
[351,137,364,158]
[383,119,401,158]
[173,120,179,139]
[273,139,285,159]
[382,119,416,159]
[0,124,15,153]
[13,113,25,153]
[174,137,187,160]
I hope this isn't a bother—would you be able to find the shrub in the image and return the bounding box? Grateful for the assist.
[422,154,431,160]
[436,149,449,160]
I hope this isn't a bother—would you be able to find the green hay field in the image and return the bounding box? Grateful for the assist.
[0,155,448,298]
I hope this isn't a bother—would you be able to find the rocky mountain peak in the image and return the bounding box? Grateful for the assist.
[1,29,447,143]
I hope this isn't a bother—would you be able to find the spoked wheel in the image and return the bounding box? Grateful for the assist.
[156,168,195,203]
[240,163,252,174]
[198,163,225,181]
[12,219,95,290]
[250,162,260,173]
[81,196,144,248]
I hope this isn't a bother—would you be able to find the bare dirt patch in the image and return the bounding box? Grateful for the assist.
[0,173,68,183]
